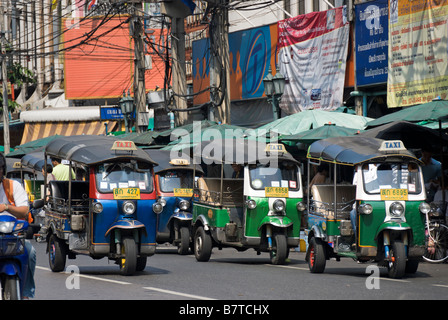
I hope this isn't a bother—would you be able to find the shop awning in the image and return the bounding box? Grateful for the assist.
[20,121,118,145]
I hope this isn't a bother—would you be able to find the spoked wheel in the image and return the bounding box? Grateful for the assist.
[194,226,212,262]
[119,237,137,276]
[387,240,406,279]
[177,226,191,255]
[307,237,326,273]
[423,224,448,263]
[269,234,288,265]
[48,234,67,272]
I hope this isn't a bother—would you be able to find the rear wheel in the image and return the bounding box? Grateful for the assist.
[194,226,212,262]
[423,224,448,263]
[48,234,67,272]
[119,237,137,276]
[387,240,406,279]
[308,237,326,273]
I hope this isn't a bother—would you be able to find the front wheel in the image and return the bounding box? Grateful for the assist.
[177,226,191,255]
[119,237,137,276]
[48,234,67,272]
[387,240,406,279]
[307,237,326,273]
[423,224,448,263]
[2,275,20,300]
[194,226,212,262]
[270,234,287,265]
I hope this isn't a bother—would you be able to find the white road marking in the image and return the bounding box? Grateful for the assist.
[143,287,216,300]
[36,266,131,285]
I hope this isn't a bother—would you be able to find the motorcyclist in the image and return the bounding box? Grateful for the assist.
[0,153,35,299]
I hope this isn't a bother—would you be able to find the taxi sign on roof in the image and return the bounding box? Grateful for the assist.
[378,140,406,152]
[265,143,286,154]
[169,158,190,166]
[111,140,137,151]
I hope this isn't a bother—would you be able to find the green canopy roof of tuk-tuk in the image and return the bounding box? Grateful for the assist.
[198,138,299,165]
[145,149,204,174]
[45,135,158,166]
[307,136,420,166]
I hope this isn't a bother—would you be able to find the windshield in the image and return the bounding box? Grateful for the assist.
[249,162,299,191]
[95,161,153,193]
[158,170,194,193]
[362,162,422,194]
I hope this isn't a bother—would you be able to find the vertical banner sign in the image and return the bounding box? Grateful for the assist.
[278,7,349,113]
[387,0,448,108]
[355,0,389,87]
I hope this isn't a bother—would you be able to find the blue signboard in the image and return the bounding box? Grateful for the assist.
[355,0,389,86]
[100,107,124,120]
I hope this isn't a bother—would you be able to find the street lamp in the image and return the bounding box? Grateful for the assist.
[119,90,134,132]
[263,67,285,120]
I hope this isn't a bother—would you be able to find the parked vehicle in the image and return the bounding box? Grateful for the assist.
[146,150,203,254]
[192,139,305,264]
[41,135,158,275]
[306,137,427,278]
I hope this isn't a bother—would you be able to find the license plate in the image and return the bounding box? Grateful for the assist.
[380,189,408,201]
[113,188,141,200]
[173,188,193,197]
[265,187,289,198]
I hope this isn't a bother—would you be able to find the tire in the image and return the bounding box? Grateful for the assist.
[48,234,67,272]
[270,234,288,265]
[387,240,406,279]
[177,226,190,255]
[405,259,419,274]
[119,237,137,276]
[2,275,20,300]
[423,224,448,263]
[136,256,147,272]
[307,237,326,273]
[194,226,212,262]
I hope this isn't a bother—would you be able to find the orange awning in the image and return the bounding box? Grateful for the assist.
[20,121,119,145]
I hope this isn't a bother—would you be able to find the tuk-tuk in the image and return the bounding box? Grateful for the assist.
[40,135,158,275]
[145,150,203,254]
[192,139,305,265]
[305,137,427,278]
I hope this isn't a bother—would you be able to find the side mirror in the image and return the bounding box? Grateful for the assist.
[33,199,44,210]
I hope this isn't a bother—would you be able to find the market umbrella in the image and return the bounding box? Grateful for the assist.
[255,109,373,137]
[366,99,448,128]
[279,123,363,145]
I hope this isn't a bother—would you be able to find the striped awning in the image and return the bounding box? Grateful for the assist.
[20,121,119,145]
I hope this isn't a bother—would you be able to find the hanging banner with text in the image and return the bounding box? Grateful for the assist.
[277,6,349,113]
[387,0,448,108]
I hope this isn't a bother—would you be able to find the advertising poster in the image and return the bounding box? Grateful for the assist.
[277,6,349,113]
[387,0,448,108]
[355,0,389,87]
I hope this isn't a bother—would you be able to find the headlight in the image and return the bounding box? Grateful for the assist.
[358,203,373,215]
[0,221,15,233]
[419,202,431,215]
[122,201,136,215]
[153,202,163,214]
[389,202,404,217]
[296,202,306,212]
[93,202,103,214]
[273,199,285,212]
[159,198,167,207]
[179,200,190,211]
[246,199,257,210]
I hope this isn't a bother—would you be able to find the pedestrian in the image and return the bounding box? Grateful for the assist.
[420,147,442,201]
[0,152,35,299]
[51,157,75,181]
[42,164,56,182]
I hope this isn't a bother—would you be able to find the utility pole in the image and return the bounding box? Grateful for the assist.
[0,6,10,155]
[132,4,146,133]
[208,1,230,124]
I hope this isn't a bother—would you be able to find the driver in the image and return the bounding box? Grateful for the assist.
[0,153,35,299]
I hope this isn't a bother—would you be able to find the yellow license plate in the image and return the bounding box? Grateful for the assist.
[113,188,141,200]
[380,189,408,201]
[265,187,289,198]
[173,188,193,197]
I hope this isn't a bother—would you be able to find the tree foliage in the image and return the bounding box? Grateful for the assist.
[0,62,36,113]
